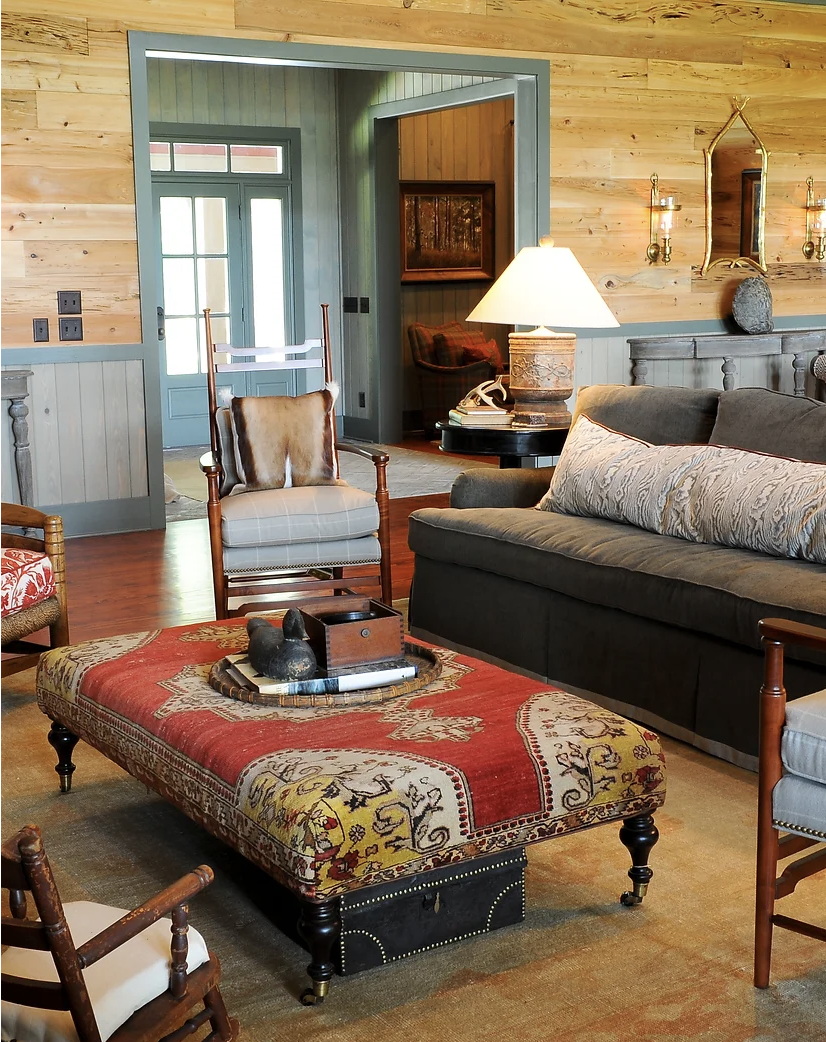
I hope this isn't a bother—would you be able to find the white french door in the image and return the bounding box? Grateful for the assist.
[153,178,295,447]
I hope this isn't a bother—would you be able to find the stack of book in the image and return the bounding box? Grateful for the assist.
[448,405,513,427]
[224,653,417,697]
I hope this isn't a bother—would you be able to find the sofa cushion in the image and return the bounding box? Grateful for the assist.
[710,387,826,462]
[572,384,720,445]
[407,506,826,664]
[540,416,826,564]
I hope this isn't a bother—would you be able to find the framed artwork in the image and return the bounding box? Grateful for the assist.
[400,181,495,283]
[740,169,762,259]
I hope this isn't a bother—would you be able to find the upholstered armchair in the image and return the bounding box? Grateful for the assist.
[408,322,498,433]
[201,305,392,619]
[755,618,826,987]
[1,504,69,677]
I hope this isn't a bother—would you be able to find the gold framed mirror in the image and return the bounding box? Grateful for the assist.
[701,97,770,276]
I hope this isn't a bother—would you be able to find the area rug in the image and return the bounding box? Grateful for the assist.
[2,652,824,1041]
[164,443,494,522]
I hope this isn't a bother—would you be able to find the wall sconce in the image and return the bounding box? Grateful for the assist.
[646,173,681,265]
[803,177,826,261]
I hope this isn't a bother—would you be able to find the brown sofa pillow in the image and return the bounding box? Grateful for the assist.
[229,388,338,492]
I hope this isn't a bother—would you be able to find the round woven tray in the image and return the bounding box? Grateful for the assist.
[208,641,442,708]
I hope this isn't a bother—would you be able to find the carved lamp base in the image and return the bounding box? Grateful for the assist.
[507,328,576,427]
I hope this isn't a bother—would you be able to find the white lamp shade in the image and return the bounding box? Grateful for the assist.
[467,244,619,329]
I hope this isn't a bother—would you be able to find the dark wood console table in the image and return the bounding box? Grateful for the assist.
[436,420,569,468]
[627,329,826,394]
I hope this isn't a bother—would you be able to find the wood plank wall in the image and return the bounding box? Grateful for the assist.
[399,98,514,414]
[2,0,825,517]
[3,2,824,345]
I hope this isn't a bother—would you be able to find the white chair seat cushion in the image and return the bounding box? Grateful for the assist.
[772,775,826,840]
[782,688,826,784]
[1,901,209,1042]
[224,535,381,574]
[221,483,379,549]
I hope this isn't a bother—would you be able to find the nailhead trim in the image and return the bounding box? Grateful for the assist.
[338,858,527,973]
[341,855,526,911]
[774,819,826,841]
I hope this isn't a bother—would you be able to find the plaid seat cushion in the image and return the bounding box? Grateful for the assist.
[224,535,381,574]
[220,483,379,548]
[1,548,56,615]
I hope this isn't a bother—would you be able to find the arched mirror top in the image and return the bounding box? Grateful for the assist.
[701,98,770,276]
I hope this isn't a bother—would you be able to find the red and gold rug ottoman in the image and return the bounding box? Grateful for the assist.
[36,618,667,1004]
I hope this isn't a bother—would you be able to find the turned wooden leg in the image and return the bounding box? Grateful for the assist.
[297,899,341,1005]
[47,720,79,793]
[619,812,659,906]
[204,985,239,1041]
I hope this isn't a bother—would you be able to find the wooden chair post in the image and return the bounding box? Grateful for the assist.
[754,637,786,988]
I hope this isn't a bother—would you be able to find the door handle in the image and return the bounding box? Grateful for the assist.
[157,306,165,341]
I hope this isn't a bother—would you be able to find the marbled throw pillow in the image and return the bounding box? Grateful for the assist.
[538,414,826,564]
[536,416,708,534]
[663,444,826,564]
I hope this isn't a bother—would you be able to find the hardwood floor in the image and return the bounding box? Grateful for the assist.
[62,494,448,643]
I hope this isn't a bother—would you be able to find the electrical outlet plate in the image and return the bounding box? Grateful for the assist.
[57,290,82,315]
[33,318,49,342]
[343,296,358,314]
[59,317,83,341]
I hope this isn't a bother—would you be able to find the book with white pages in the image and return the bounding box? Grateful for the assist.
[449,408,513,427]
[224,653,417,696]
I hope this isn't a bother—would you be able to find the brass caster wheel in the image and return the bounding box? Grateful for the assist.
[620,890,643,907]
[300,985,327,1006]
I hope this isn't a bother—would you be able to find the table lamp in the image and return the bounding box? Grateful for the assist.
[467,236,619,426]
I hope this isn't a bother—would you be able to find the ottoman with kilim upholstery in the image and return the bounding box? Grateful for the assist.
[35,618,667,1003]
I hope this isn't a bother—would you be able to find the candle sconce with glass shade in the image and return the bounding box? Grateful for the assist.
[466,237,619,427]
[803,177,826,261]
[646,174,681,265]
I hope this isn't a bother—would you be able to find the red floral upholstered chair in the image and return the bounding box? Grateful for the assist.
[1,504,69,678]
[407,322,499,434]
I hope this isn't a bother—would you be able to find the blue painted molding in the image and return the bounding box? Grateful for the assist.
[1,345,146,365]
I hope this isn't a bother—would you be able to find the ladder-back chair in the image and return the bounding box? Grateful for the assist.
[200,304,392,618]
[755,618,826,988]
[1,824,238,1042]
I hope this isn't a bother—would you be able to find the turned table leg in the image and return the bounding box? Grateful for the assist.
[297,899,341,1005]
[47,720,79,793]
[619,812,659,906]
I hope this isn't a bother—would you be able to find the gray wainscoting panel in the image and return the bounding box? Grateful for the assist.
[3,360,148,508]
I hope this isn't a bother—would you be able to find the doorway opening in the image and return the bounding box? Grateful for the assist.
[128,34,550,527]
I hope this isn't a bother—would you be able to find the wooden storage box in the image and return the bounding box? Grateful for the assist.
[300,596,404,670]
[335,848,526,974]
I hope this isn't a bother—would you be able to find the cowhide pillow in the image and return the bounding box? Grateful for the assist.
[229,384,339,492]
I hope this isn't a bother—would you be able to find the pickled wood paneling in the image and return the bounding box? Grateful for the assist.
[12,360,147,507]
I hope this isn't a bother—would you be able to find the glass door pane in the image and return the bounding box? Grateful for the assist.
[249,196,286,350]
[158,194,231,377]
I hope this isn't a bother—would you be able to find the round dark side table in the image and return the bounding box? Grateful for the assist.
[436,420,570,468]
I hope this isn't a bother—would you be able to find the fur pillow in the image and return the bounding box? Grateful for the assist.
[229,385,339,492]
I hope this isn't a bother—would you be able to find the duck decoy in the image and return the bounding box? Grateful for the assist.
[246,609,317,681]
